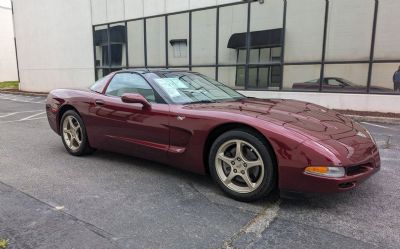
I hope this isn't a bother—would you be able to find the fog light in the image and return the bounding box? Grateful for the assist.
[304,166,345,178]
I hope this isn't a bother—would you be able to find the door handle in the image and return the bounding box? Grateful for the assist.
[95,99,105,106]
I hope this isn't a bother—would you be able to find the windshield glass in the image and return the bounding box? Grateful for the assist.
[151,72,245,104]
[338,78,358,87]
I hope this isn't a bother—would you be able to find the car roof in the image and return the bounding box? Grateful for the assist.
[116,68,192,75]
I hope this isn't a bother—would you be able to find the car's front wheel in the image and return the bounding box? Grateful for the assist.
[209,129,276,202]
[60,110,94,156]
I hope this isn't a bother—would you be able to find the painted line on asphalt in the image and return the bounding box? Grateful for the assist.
[0,111,47,124]
[221,199,281,249]
[19,111,46,121]
[0,95,45,104]
[0,110,44,118]
[361,122,400,131]
[0,117,47,124]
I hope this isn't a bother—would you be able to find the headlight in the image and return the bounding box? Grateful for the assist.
[304,166,345,178]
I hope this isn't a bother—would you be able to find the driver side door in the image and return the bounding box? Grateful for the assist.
[88,72,170,162]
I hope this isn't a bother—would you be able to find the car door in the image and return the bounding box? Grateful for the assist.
[89,72,170,162]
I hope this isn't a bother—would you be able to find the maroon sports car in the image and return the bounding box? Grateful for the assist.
[46,69,380,201]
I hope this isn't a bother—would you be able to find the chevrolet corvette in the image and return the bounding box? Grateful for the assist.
[46,69,380,201]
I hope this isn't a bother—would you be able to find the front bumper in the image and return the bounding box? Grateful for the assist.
[279,151,381,193]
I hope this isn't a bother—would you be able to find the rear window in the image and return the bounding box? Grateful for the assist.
[90,74,111,93]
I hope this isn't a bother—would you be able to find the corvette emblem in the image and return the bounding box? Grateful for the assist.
[177,116,186,121]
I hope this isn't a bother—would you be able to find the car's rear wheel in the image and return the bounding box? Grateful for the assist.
[209,129,276,202]
[60,110,94,156]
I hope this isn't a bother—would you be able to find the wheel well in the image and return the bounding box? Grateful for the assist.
[203,123,278,175]
[57,105,79,134]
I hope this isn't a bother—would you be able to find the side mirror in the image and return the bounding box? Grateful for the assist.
[121,93,151,110]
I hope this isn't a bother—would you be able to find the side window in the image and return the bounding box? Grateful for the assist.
[90,74,111,93]
[105,73,156,102]
[327,79,343,87]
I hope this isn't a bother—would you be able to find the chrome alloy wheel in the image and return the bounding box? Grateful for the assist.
[215,139,265,194]
[62,116,82,151]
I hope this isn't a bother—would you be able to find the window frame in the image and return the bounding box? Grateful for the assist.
[92,0,400,95]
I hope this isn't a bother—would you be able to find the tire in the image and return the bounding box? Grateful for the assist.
[209,129,276,202]
[60,110,95,156]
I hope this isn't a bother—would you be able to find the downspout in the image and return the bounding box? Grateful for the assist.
[10,0,20,84]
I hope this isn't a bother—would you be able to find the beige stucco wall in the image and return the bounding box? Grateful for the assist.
[0,4,18,82]
[14,0,95,92]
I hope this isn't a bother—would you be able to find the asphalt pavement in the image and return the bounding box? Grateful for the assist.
[0,93,399,249]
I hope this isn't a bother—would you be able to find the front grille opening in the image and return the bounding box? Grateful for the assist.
[346,164,371,176]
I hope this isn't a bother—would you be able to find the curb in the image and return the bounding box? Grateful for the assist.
[0,90,48,97]
[345,114,400,125]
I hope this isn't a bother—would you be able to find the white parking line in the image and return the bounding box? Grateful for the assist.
[221,200,281,249]
[0,113,17,118]
[361,122,399,131]
[0,95,45,104]
[0,110,44,118]
[19,111,46,121]
[0,116,47,124]
[0,110,47,124]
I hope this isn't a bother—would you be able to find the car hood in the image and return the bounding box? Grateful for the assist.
[185,98,365,141]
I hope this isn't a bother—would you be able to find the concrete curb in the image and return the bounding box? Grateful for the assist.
[345,115,400,125]
[0,90,48,97]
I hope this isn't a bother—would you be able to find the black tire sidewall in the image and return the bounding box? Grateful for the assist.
[208,129,276,202]
[60,110,91,156]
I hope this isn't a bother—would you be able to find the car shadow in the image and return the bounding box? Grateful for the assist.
[71,148,278,212]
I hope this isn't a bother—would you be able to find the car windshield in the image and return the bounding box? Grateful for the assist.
[337,78,358,87]
[151,72,245,104]
[306,79,320,83]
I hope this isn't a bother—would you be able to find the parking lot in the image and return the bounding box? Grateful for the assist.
[0,93,399,249]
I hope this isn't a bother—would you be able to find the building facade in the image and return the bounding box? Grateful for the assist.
[0,1,18,82]
[12,0,400,113]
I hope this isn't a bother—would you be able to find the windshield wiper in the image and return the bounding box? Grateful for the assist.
[186,100,217,104]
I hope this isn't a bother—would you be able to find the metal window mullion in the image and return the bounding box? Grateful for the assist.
[92,26,97,80]
[124,21,129,69]
[189,11,192,70]
[279,0,287,91]
[215,7,220,80]
[244,2,251,90]
[165,16,169,69]
[367,0,379,94]
[144,18,148,67]
[319,0,329,92]
[257,48,261,88]
[107,24,111,72]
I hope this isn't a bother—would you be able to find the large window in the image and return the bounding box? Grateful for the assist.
[94,23,126,78]
[127,20,145,67]
[146,17,166,66]
[168,13,189,66]
[192,9,216,65]
[93,0,400,95]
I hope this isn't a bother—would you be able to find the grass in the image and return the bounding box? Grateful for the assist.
[0,81,19,89]
[0,239,9,249]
